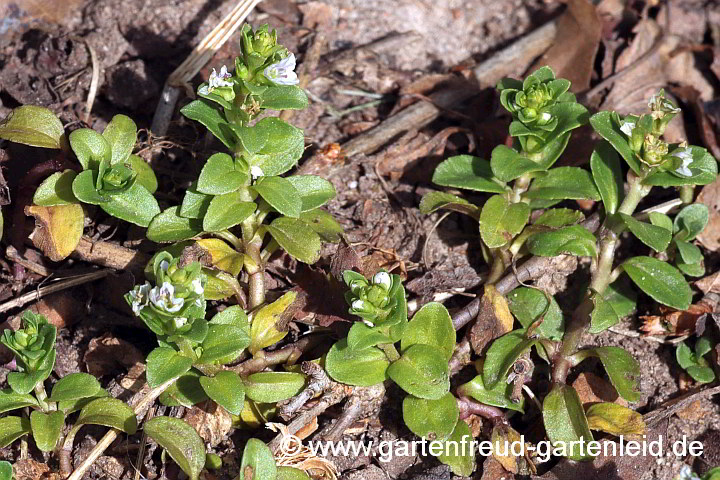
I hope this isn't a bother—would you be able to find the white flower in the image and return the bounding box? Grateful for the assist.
[150,282,184,313]
[372,271,391,290]
[620,121,635,137]
[160,260,170,273]
[351,299,365,311]
[539,112,552,123]
[672,148,693,177]
[129,282,151,314]
[191,278,204,295]
[208,65,233,90]
[675,465,701,480]
[263,54,299,86]
[173,317,188,329]
[250,166,264,180]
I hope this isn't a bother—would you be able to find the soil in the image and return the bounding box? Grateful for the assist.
[1,0,720,479]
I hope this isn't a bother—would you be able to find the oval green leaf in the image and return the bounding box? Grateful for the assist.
[621,256,691,310]
[243,372,306,403]
[387,344,450,400]
[144,416,206,480]
[325,339,389,387]
[402,392,459,441]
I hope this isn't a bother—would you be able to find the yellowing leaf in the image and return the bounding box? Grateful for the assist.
[586,402,645,436]
[484,285,514,334]
[249,291,297,355]
[25,204,84,261]
[195,238,243,276]
[234,400,276,428]
[491,425,523,474]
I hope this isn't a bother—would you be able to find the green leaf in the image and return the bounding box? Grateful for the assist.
[286,175,336,212]
[676,240,703,264]
[586,346,642,403]
[387,344,450,400]
[49,372,102,402]
[457,372,524,412]
[686,365,716,383]
[199,323,251,365]
[590,141,624,214]
[507,288,565,340]
[254,176,302,217]
[76,397,137,433]
[590,111,642,174]
[261,85,309,110]
[533,208,584,228]
[144,416,206,480]
[103,114,137,165]
[228,124,269,154]
[99,181,161,227]
[200,371,245,415]
[299,209,343,243]
[619,213,671,252]
[677,259,705,277]
[71,170,106,205]
[244,372,306,403]
[197,153,248,195]
[483,330,537,388]
[180,186,212,219]
[418,191,479,217]
[346,323,393,350]
[621,256,691,310]
[403,392,459,441]
[128,155,158,194]
[0,105,65,149]
[649,211,673,232]
[435,419,475,476]
[240,439,277,480]
[180,99,236,149]
[586,403,646,436]
[542,384,594,461]
[147,206,203,242]
[203,192,256,232]
[33,170,78,206]
[526,225,597,258]
[589,290,620,334]
[325,339,389,386]
[490,145,547,182]
[146,347,193,388]
[29,410,65,451]
[57,390,108,415]
[605,277,637,318]
[543,102,590,146]
[400,302,455,361]
[0,460,11,480]
[479,194,530,248]
[644,147,718,187]
[267,216,322,263]
[525,167,601,201]
[432,155,506,193]
[250,117,305,176]
[0,388,39,414]
[0,416,31,448]
[7,350,55,394]
[69,128,111,170]
[674,203,709,241]
[277,466,311,480]
[159,370,209,407]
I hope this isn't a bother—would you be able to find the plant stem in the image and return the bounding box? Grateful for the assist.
[379,343,400,362]
[679,185,694,204]
[34,383,51,412]
[557,174,651,365]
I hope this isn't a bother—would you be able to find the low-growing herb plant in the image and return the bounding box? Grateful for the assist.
[0,312,136,468]
[145,23,342,309]
[413,68,717,466]
[676,336,716,384]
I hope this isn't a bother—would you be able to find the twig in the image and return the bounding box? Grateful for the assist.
[280,362,331,420]
[66,376,178,480]
[449,337,472,376]
[0,269,110,314]
[5,246,51,276]
[81,39,100,124]
[231,334,325,377]
[451,213,601,330]
[318,383,385,443]
[71,237,150,274]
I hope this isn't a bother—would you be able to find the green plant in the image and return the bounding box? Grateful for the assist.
[325,270,474,475]
[676,336,716,384]
[0,312,136,462]
[675,465,720,480]
[145,23,341,309]
[414,69,717,467]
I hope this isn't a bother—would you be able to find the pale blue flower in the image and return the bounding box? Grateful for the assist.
[264,54,299,86]
[129,282,151,314]
[150,282,184,313]
[672,148,693,177]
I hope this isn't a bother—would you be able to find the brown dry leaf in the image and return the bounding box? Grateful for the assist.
[295,415,318,440]
[13,458,63,480]
[481,456,516,480]
[25,292,83,329]
[601,19,714,143]
[184,400,233,447]
[640,302,713,336]
[491,425,523,474]
[696,271,720,295]
[25,203,84,261]
[530,0,601,92]
[83,332,145,377]
[675,399,710,422]
[672,86,720,161]
[572,372,628,407]
[697,176,720,251]
[268,422,338,479]
[469,285,514,355]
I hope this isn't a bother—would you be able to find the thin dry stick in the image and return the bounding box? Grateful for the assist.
[66,377,178,480]
[82,39,101,124]
[150,0,261,136]
[0,270,110,314]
